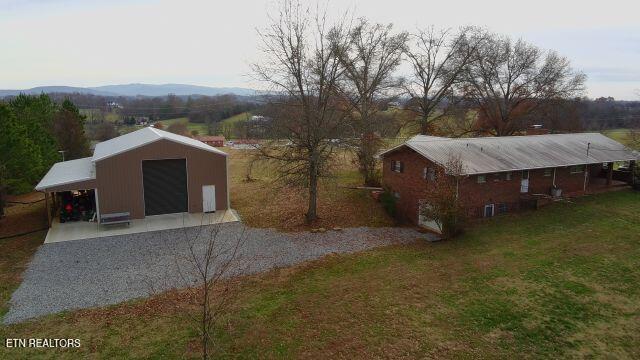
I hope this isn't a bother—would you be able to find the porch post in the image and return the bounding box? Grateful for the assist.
[583,164,589,192]
[606,162,613,186]
[44,192,51,227]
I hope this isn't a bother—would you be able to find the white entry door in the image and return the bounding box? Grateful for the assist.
[202,185,216,213]
[520,170,529,193]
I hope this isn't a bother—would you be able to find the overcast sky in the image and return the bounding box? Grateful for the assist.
[1,0,639,99]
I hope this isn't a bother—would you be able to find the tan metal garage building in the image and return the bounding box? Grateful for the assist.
[36,127,229,224]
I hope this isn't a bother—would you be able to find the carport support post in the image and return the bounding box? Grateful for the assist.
[44,191,51,227]
[606,162,613,186]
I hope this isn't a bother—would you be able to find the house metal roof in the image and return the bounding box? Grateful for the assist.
[35,157,95,191]
[92,127,227,162]
[380,133,638,175]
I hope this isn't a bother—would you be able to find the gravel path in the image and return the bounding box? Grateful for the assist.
[3,223,435,324]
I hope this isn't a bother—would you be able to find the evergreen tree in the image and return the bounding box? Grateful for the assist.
[53,99,91,160]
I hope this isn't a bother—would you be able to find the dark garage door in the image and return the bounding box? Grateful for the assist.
[142,159,188,216]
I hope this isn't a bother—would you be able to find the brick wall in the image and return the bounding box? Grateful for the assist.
[382,146,604,225]
[457,171,522,217]
[381,147,432,224]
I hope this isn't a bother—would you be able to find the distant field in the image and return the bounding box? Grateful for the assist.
[157,117,209,135]
[220,112,252,127]
[603,128,633,146]
[79,109,121,123]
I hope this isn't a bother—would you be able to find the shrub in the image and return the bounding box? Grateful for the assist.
[379,189,397,218]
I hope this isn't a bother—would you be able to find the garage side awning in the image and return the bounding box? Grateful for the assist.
[35,157,97,192]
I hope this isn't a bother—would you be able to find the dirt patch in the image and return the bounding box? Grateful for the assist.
[1,193,48,238]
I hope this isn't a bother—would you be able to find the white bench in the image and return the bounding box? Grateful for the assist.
[100,212,131,226]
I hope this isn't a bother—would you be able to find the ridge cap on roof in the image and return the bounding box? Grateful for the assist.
[408,132,605,143]
[147,126,163,137]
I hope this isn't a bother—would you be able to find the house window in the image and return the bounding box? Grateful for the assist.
[504,172,512,181]
[570,165,584,174]
[497,203,508,214]
[391,160,403,173]
[544,168,552,177]
[423,167,436,181]
[477,174,486,183]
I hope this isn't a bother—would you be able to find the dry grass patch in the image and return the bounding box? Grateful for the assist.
[227,148,393,231]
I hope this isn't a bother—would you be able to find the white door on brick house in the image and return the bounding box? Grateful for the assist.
[202,185,216,213]
[520,170,529,193]
[418,201,442,234]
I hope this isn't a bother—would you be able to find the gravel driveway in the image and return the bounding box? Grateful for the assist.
[3,223,434,324]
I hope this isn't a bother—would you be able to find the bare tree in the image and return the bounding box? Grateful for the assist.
[629,91,640,150]
[167,122,190,136]
[419,155,468,239]
[0,164,6,218]
[252,0,348,224]
[173,222,246,359]
[462,33,586,136]
[88,121,118,141]
[404,26,484,135]
[628,128,640,150]
[332,18,408,185]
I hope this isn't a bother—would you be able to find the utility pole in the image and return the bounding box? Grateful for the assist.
[583,142,590,192]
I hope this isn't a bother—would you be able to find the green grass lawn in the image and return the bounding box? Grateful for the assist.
[2,190,639,358]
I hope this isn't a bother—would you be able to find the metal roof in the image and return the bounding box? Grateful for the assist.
[380,133,639,175]
[92,127,227,162]
[35,157,95,191]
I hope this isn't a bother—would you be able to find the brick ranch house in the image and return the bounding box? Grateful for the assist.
[380,133,638,232]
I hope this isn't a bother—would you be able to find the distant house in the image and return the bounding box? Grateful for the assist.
[106,101,122,110]
[228,139,260,150]
[195,135,225,147]
[134,116,149,126]
[380,133,638,232]
[250,115,270,122]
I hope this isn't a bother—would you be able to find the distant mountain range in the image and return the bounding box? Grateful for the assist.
[0,83,257,97]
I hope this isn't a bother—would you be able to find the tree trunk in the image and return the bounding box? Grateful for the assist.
[306,157,319,224]
[202,290,209,360]
[420,114,431,135]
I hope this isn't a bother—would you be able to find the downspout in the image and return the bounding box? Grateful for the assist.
[95,188,101,224]
[552,168,556,187]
